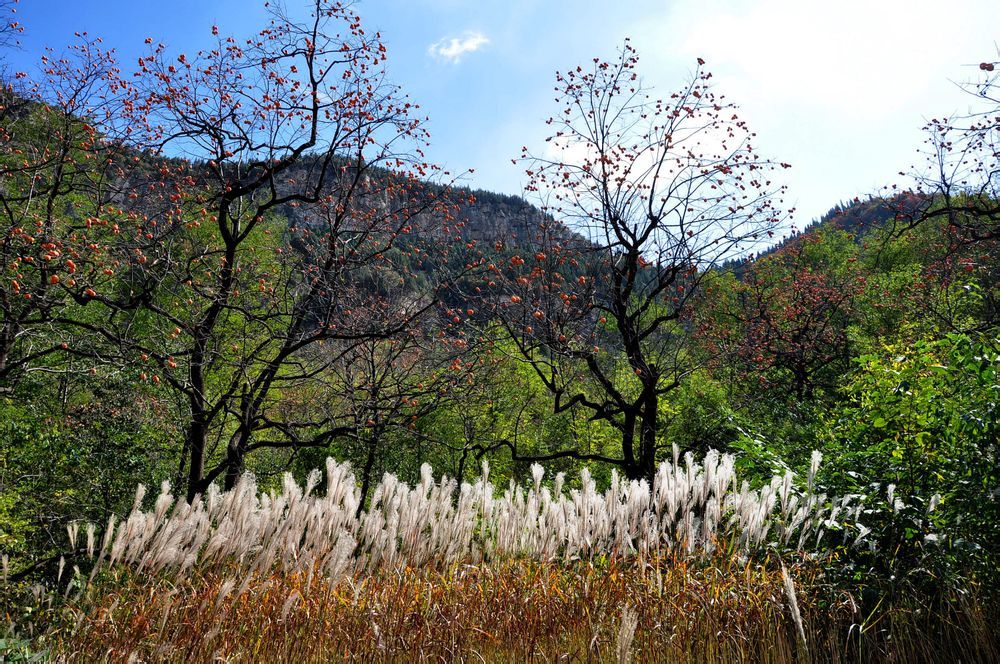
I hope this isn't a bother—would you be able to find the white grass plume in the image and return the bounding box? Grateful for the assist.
[782,562,808,654]
[616,605,639,664]
[90,450,854,580]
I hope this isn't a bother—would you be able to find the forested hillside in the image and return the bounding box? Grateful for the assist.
[1,1,998,661]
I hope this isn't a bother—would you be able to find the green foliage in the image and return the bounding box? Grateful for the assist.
[0,636,49,663]
[659,370,741,457]
[0,376,176,568]
[823,333,1000,586]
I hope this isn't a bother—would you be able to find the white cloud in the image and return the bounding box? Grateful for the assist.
[427,31,490,63]
[618,0,1000,223]
[677,0,955,119]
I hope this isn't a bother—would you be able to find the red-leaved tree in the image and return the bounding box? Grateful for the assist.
[698,231,863,400]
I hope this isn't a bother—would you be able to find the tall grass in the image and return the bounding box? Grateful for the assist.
[54,557,839,662]
[20,449,999,661]
[52,557,999,662]
[86,448,857,582]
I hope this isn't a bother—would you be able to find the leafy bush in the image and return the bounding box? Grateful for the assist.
[823,333,1000,588]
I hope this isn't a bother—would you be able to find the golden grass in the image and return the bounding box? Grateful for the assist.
[49,555,868,663]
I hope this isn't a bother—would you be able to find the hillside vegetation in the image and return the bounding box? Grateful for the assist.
[1,1,998,661]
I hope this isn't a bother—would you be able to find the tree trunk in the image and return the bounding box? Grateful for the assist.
[357,435,379,518]
[621,412,641,480]
[638,396,658,484]
[223,428,248,491]
[174,433,190,498]
[185,419,208,503]
[0,325,10,377]
[456,448,468,486]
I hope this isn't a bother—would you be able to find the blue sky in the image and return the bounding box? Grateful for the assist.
[7,0,1000,228]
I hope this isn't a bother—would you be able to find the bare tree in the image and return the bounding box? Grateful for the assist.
[321,327,477,513]
[901,55,1000,244]
[487,42,789,481]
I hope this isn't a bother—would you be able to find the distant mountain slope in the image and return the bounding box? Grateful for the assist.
[720,193,930,275]
[267,154,558,250]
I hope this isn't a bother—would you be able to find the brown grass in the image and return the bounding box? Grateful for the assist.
[48,554,999,663]
[48,559,1000,663]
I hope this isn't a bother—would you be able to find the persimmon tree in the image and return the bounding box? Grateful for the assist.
[0,0,19,56]
[900,56,1000,245]
[0,36,136,391]
[698,230,862,400]
[488,42,789,481]
[63,1,465,500]
[885,57,1000,334]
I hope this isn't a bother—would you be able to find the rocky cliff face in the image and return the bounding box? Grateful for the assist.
[449,187,550,243]
[273,157,553,246]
